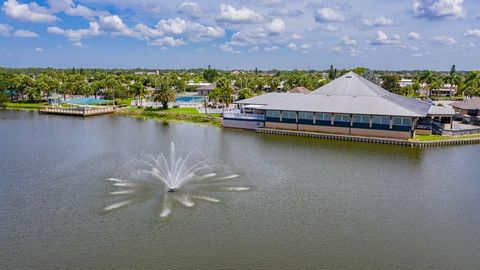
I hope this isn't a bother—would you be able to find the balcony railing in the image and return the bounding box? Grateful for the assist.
[223,112,265,120]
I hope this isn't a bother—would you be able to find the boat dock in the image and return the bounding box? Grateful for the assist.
[38,106,116,117]
[256,128,480,147]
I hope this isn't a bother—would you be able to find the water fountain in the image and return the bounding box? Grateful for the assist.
[104,142,250,218]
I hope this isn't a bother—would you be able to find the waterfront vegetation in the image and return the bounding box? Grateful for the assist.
[412,133,480,141]
[119,107,222,126]
[0,101,48,109]
[1,65,479,106]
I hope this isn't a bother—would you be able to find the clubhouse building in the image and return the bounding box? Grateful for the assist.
[223,72,454,139]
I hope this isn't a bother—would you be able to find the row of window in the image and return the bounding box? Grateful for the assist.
[265,111,412,126]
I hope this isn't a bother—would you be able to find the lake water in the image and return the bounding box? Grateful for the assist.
[1,109,480,269]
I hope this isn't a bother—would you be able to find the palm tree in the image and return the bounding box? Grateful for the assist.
[444,72,461,97]
[237,88,254,100]
[131,82,146,106]
[215,78,234,111]
[419,70,437,98]
[463,71,480,97]
[152,80,176,109]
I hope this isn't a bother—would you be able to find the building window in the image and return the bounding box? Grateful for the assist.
[298,112,314,120]
[372,115,390,125]
[282,111,297,119]
[317,113,331,121]
[333,114,350,122]
[352,115,370,123]
[392,117,412,126]
[266,110,280,118]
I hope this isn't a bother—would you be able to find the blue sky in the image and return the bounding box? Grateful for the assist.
[0,0,479,70]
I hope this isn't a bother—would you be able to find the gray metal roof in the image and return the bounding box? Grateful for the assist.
[260,72,431,117]
[427,105,455,116]
[288,87,311,94]
[234,92,305,105]
[451,98,480,110]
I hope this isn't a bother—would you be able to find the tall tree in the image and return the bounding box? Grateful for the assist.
[203,66,219,83]
[381,74,401,94]
[419,70,437,98]
[152,80,176,109]
[328,65,335,80]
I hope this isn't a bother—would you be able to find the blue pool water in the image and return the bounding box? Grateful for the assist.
[175,96,205,103]
[65,98,113,105]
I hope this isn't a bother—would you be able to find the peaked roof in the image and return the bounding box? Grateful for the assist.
[234,92,305,105]
[288,87,311,94]
[260,72,431,117]
[311,71,399,97]
[450,98,480,110]
[197,83,216,91]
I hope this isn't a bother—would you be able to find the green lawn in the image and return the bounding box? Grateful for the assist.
[412,134,480,141]
[119,107,222,126]
[0,101,48,109]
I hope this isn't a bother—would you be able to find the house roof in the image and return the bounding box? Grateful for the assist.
[234,93,306,105]
[288,87,311,94]
[450,98,480,110]
[197,83,216,91]
[427,105,455,116]
[242,72,432,117]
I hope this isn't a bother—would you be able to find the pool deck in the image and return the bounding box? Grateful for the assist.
[39,106,116,117]
[256,128,480,147]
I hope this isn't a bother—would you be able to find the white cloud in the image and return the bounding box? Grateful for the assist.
[408,32,422,40]
[341,35,356,46]
[231,28,267,45]
[148,36,185,47]
[47,0,98,17]
[290,33,303,40]
[413,53,423,57]
[0,24,12,36]
[264,46,279,51]
[99,14,138,37]
[2,0,57,22]
[265,18,285,35]
[286,43,298,50]
[151,17,225,41]
[248,46,259,52]
[14,29,38,37]
[362,16,394,27]
[217,4,262,23]
[331,46,342,52]
[72,41,84,47]
[348,47,359,56]
[413,0,465,19]
[178,2,203,18]
[318,24,339,32]
[370,31,401,45]
[432,35,456,46]
[35,47,44,52]
[219,43,234,52]
[315,7,345,23]
[464,29,480,38]
[47,21,100,43]
[301,44,311,49]
[269,7,302,17]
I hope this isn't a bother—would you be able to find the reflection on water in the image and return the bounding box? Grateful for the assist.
[2,110,480,269]
[104,142,250,219]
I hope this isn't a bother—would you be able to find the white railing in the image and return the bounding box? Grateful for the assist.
[223,112,265,120]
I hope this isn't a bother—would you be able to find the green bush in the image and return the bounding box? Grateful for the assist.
[0,92,9,103]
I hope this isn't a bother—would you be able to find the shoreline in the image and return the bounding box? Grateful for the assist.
[256,128,480,147]
[3,105,480,144]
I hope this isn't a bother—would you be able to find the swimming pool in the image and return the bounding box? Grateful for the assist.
[65,97,113,105]
[175,96,205,103]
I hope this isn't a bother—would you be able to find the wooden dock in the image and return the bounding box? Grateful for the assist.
[38,106,116,117]
[255,128,480,147]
